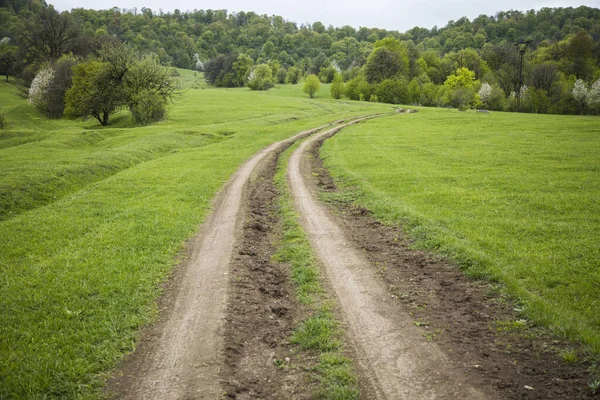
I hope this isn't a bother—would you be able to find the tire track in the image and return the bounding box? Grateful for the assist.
[287,118,496,400]
[106,118,367,399]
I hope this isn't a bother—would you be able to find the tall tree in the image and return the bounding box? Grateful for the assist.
[19,6,80,62]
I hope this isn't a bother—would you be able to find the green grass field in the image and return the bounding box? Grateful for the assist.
[320,108,600,354]
[0,70,390,398]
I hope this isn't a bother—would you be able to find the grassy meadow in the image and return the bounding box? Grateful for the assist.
[0,70,391,398]
[320,108,600,354]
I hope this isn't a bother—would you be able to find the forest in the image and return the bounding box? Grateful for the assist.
[1,0,600,117]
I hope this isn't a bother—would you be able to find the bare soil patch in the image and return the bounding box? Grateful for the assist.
[309,137,596,400]
[220,152,315,399]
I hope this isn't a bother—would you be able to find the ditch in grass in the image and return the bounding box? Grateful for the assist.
[273,143,360,400]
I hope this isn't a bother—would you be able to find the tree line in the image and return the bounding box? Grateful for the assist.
[1,0,599,116]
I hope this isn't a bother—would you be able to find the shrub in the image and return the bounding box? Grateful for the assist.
[286,66,301,84]
[275,67,287,84]
[131,91,166,125]
[318,66,337,83]
[330,73,344,99]
[375,79,409,104]
[247,64,275,91]
[303,74,320,98]
[345,75,374,101]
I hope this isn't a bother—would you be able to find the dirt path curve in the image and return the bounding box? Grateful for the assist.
[107,119,359,400]
[288,119,498,400]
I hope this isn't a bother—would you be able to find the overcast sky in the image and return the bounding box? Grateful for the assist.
[50,0,600,32]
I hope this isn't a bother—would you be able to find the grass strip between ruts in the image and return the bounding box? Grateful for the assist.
[273,140,360,400]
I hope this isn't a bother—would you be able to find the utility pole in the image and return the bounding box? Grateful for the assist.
[514,39,532,112]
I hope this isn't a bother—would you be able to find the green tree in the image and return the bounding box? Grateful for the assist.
[286,66,301,84]
[303,74,320,98]
[247,64,274,90]
[232,54,253,86]
[275,67,287,84]
[65,61,124,126]
[364,38,409,83]
[444,67,477,89]
[0,39,18,82]
[375,79,409,104]
[330,73,344,99]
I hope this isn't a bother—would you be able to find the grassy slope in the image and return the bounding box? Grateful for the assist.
[321,107,600,354]
[0,71,390,398]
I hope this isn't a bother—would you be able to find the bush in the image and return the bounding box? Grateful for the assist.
[247,64,275,91]
[303,74,320,98]
[318,66,337,83]
[375,79,409,104]
[286,66,301,84]
[275,67,287,84]
[131,91,166,125]
[345,75,374,101]
[330,73,344,99]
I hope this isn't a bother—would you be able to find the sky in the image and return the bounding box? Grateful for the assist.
[50,0,600,32]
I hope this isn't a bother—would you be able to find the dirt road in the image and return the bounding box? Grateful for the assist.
[107,121,350,399]
[287,122,494,400]
[108,115,594,400]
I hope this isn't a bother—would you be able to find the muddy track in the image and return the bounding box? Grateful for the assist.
[106,118,365,399]
[288,120,498,399]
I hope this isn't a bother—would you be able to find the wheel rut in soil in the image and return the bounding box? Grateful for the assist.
[288,119,495,400]
[106,119,363,399]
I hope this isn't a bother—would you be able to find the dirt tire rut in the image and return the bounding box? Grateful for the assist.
[106,120,358,399]
[287,119,497,400]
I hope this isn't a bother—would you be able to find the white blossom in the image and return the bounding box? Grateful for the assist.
[478,83,492,104]
[586,78,600,109]
[28,67,54,108]
[572,79,589,107]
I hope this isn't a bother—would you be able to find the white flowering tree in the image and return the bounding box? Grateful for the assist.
[587,78,600,111]
[478,83,492,107]
[28,67,54,112]
[572,79,589,113]
[193,53,204,71]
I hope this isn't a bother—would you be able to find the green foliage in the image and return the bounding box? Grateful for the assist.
[0,106,5,129]
[0,39,18,82]
[319,66,337,83]
[204,53,241,87]
[65,44,180,126]
[247,63,275,91]
[286,66,301,84]
[232,54,253,86]
[345,75,374,101]
[45,54,79,118]
[65,61,122,126]
[444,67,477,89]
[275,67,287,84]
[303,74,321,98]
[375,78,409,104]
[130,90,166,125]
[330,73,344,99]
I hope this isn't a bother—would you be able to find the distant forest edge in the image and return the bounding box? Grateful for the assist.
[1,0,600,115]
